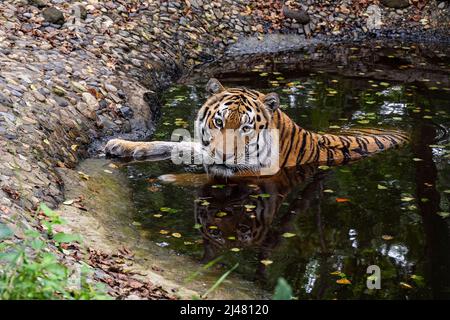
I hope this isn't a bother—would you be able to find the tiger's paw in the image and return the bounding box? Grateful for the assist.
[105,139,139,157]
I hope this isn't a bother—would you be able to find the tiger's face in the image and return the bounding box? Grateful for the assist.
[195,78,281,177]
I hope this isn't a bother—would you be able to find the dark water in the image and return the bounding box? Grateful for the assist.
[122,55,450,299]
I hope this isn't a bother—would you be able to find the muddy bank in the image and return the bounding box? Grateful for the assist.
[0,0,449,299]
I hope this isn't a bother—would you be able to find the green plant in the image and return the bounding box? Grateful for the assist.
[0,204,110,300]
[273,277,293,300]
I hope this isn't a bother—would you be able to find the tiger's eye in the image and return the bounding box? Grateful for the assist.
[242,125,252,133]
[215,118,223,128]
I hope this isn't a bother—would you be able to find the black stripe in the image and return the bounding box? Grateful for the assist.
[281,124,297,168]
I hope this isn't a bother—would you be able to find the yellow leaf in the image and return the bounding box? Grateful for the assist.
[153,214,162,218]
[172,233,182,238]
[282,232,296,238]
[336,278,351,285]
[382,235,394,240]
[260,260,273,266]
[400,282,413,289]
[230,248,240,252]
[159,230,169,235]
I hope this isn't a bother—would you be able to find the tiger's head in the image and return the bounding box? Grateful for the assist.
[195,78,281,177]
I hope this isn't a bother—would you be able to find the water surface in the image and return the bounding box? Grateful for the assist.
[120,52,450,299]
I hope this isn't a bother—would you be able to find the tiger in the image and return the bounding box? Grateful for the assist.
[105,78,409,177]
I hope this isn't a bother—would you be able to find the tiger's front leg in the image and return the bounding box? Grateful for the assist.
[105,138,205,161]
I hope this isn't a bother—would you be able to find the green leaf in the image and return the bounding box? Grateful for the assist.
[273,277,293,300]
[203,263,239,298]
[0,223,13,240]
[437,212,450,218]
[53,232,81,243]
[282,232,296,238]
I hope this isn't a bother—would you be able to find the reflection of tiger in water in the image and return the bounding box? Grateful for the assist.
[105,78,409,177]
[195,165,325,264]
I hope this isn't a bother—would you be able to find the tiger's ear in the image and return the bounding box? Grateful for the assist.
[206,78,224,95]
[263,92,280,111]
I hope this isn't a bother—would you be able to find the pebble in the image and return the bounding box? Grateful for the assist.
[82,92,98,108]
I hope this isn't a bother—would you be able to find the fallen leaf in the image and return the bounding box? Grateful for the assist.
[260,260,273,266]
[336,278,351,285]
[282,232,296,238]
[400,282,413,289]
[336,198,350,203]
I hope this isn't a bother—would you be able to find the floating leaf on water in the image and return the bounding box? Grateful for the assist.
[420,198,429,203]
[357,120,370,124]
[336,278,351,285]
[336,198,350,203]
[200,200,210,206]
[380,82,390,87]
[184,241,193,245]
[444,190,450,194]
[159,230,169,235]
[244,204,256,210]
[251,193,271,198]
[324,189,334,193]
[400,282,413,289]
[216,211,227,217]
[193,224,202,229]
[330,271,346,277]
[377,184,388,190]
[282,232,296,238]
[401,197,415,202]
[329,125,341,129]
[227,236,236,240]
[318,165,330,170]
[413,158,423,162]
[160,207,178,213]
[211,184,225,189]
[423,115,433,119]
[172,233,182,238]
[230,248,240,252]
[392,117,402,121]
[260,260,273,266]
[437,212,450,218]
[153,214,162,218]
[132,221,141,226]
[208,226,218,229]
[382,235,394,241]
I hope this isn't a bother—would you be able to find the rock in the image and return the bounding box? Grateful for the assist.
[282,6,310,25]
[28,0,47,9]
[82,92,98,109]
[42,7,65,25]
[366,5,383,31]
[380,0,410,9]
[118,105,133,119]
[438,2,446,9]
[76,5,88,20]
[0,93,13,107]
[54,95,69,107]
[32,90,46,102]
